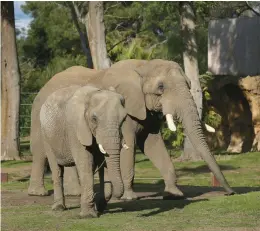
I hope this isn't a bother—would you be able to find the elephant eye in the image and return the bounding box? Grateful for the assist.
[92,113,98,123]
[120,97,125,106]
[158,82,164,92]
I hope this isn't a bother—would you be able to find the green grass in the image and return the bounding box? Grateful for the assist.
[134,152,260,187]
[1,160,32,168]
[2,151,260,231]
[2,192,260,231]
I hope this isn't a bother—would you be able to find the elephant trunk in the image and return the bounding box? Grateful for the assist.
[162,89,235,194]
[97,127,121,154]
[97,127,124,199]
[105,153,124,199]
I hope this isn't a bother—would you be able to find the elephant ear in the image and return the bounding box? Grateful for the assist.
[73,86,100,146]
[77,110,93,146]
[102,69,146,120]
[179,68,191,89]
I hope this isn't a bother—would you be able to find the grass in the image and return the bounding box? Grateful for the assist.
[1,151,260,231]
[2,192,260,231]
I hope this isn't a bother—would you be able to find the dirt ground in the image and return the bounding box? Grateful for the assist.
[2,162,259,208]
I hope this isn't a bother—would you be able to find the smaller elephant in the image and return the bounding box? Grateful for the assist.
[40,85,127,218]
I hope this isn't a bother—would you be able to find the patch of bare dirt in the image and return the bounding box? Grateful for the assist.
[2,165,32,181]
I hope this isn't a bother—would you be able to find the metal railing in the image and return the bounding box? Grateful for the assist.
[20,92,38,134]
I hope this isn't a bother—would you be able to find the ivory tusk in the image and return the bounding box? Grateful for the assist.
[205,123,215,133]
[123,144,129,150]
[98,144,107,154]
[166,114,177,132]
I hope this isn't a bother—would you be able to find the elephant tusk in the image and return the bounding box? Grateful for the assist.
[166,114,177,132]
[205,123,215,133]
[98,144,107,154]
[123,144,129,150]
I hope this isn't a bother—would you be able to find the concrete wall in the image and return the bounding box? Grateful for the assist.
[208,16,260,76]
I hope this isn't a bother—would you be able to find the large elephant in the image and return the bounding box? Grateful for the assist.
[28,59,235,200]
[40,85,127,218]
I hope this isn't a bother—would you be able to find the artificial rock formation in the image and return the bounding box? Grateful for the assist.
[239,76,260,151]
[208,75,260,153]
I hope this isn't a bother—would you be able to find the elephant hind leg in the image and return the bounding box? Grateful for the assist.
[28,137,48,196]
[63,166,81,196]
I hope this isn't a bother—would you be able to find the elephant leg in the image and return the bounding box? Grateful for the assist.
[120,117,138,200]
[137,131,184,199]
[103,167,112,201]
[63,166,81,196]
[96,165,108,213]
[43,142,66,210]
[28,149,48,196]
[74,146,98,218]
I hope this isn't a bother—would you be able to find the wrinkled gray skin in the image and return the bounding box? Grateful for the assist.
[28,59,235,201]
[40,85,126,218]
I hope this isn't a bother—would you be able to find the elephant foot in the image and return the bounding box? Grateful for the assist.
[52,203,66,211]
[121,190,138,201]
[163,186,185,200]
[80,209,99,219]
[28,184,49,196]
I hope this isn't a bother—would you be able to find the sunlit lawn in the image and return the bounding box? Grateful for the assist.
[1,148,260,231]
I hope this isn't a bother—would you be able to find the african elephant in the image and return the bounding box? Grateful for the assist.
[40,85,127,218]
[28,59,235,201]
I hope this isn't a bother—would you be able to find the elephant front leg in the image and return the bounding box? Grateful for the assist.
[43,142,66,210]
[74,148,99,219]
[51,164,66,211]
[120,116,138,201]
[120,146,138,200]
[137,131,184,199]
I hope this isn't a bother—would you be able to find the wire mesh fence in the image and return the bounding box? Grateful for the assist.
[20,92,38,137]
[20,92,38,156]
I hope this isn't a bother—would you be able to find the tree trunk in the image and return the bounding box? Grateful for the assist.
[85,1,111,70]
[1,1,21,160]
[179,2,202,161]
[68,2,93,68]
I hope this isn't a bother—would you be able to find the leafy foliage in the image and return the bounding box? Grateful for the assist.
[17,1,251,144]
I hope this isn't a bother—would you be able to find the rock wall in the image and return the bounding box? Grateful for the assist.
[239,76,260,151]
[207,75,260,152]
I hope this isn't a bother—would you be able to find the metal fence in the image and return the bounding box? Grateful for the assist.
[20,92,38,137]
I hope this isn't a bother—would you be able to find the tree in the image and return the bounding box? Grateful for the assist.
[86,1,111,69]
[1,1,21,160]
[179,1,203,161]
[67,2,93,68]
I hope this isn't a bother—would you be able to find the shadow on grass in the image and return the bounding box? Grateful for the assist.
[177,164,239,174]
[132,181,260,198]
[106,198,208,217]
[135,158,150,164]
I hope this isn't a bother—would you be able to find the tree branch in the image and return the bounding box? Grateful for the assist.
[148,39,168,50]
[72,1,86,24]
[246,1,260,16]
[67,2,93,68]
[104,2,121,14]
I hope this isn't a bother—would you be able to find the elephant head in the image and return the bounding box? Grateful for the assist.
[109,59,234,194]
[74,86,127,198]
